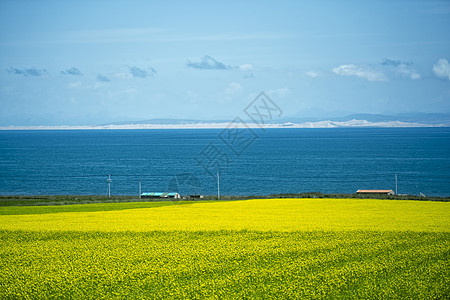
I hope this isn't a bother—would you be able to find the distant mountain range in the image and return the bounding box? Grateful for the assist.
[106,113,450,126]
[325,113,450,125]
[1,113,449,130]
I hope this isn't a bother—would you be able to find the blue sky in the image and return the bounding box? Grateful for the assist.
[0,0,449,125]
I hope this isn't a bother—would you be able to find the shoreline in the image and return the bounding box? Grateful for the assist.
[1,193,449,206]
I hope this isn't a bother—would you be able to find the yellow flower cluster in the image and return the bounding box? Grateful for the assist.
[0,198,448,298]
[0,198,448,232]
[0,230,448,299]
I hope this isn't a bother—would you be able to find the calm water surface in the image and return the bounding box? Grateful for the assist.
[0,128,449,197]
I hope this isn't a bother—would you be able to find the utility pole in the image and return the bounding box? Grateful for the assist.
[139,180,141,199]
[217,170,220,200]
[395,174,398,195]
[107,174,112,199]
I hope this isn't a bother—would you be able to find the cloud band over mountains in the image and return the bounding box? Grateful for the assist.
[5,57,448,84]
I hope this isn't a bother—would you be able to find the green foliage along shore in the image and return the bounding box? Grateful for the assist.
[0,192,448,207]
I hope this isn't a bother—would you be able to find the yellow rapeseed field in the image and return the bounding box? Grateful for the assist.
[0,198,448,232]
[0,198,449,299]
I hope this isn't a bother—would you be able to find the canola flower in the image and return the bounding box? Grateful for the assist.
[0,198,449,299]
[0,198,449,232]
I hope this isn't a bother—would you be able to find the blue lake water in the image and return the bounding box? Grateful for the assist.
[0,128,449,197]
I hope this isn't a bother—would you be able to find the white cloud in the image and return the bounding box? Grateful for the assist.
[268,87,290,98]
[395,65,420,80]
[433,58,450,80]
[68,81,82,89]
[239,64,253,71]
[225,82,242,95]
[381,59,420,80]
[187,55,230,70]
[129,66,157,78]
[332,64,387,82]
[97,74,110,82]
[61,67,82,76]
[305,70,320,78]
[332,59,421,82]
[7,67,48,77]
[114,72,133,80]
